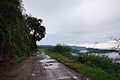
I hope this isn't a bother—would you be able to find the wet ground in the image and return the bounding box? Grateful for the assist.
[0,53,46,80]
[0,50,89,80]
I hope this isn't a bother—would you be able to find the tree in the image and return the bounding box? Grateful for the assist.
[93,41,98,48]
[54,44,71,54]
[111,37,120,54]
[25,16,46,49]
[0,0,34,61]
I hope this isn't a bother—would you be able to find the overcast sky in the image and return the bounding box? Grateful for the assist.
[23,0,120,48]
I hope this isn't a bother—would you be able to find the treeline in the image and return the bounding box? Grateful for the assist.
[87,48,117,53]
[0,0,46,63]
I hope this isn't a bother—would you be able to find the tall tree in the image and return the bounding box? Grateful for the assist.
[25,16,46,49]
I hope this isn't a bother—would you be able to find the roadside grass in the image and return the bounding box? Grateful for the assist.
[44,48,114,80]
[12,51,34,63]
[44,48,73,62]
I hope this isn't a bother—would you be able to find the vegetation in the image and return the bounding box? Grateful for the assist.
[44,44,120,80]
[79,54,120,80]
[53,44,71,54]
[25,15,46,50]
[0,0,46,63]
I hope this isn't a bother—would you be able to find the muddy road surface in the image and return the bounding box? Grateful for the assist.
[0,50,90,80]
[39,50,89,80]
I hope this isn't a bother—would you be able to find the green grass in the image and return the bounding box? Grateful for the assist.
[71,63,113,80]
[44,48,115,80]
[12,51,33,63]
[44,48,72,62]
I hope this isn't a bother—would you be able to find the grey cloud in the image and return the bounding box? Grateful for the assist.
[23,0,120,45]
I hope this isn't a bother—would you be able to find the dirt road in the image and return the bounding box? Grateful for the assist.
[0,50,89,80]
[39,50,89,80]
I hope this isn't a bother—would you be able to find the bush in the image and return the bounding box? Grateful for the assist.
[53,44,71,54]
[78,54,120,80]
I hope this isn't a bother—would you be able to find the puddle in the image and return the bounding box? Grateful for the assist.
[39,55,60,69]
[39,59,55,63]
[59,76,78,80]
[37,54,40,57]
[47,61,56,63]
[37,51,40,54]
[72,76,78,79]
[59,76,71,80]
[46,55,51,59]
[41,53,47,58]
[46,63,53,66]
[45,63,60,69]
[86,78,89,80]
[31,73,36,76]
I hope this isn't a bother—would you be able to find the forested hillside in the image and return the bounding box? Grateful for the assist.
[0,0,45,63]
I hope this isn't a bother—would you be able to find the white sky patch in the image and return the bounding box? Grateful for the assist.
[74,0,120,25]
[80,40,117,49]
[23,0,120,47]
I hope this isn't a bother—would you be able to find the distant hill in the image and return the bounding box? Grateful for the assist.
[69,46,116,53]
[87,48,116,53]
[37,45,116,53]
[69,46,86,50]
[68,46,87,53]
[37,45,54,48]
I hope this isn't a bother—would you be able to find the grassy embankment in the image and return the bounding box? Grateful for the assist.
[44,48,115,80]
[12,51,34,63]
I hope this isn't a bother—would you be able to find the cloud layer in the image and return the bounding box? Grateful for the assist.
[23,0,120,46]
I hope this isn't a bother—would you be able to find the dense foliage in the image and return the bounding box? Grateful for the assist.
[0,0,46,62]
[25,16,46,50]
[53,44,71,54]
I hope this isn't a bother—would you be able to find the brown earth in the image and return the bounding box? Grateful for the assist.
[0,51,91,80]
[0,53,46,80]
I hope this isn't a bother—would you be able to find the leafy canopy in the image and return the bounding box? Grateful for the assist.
[26,16,46,41]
